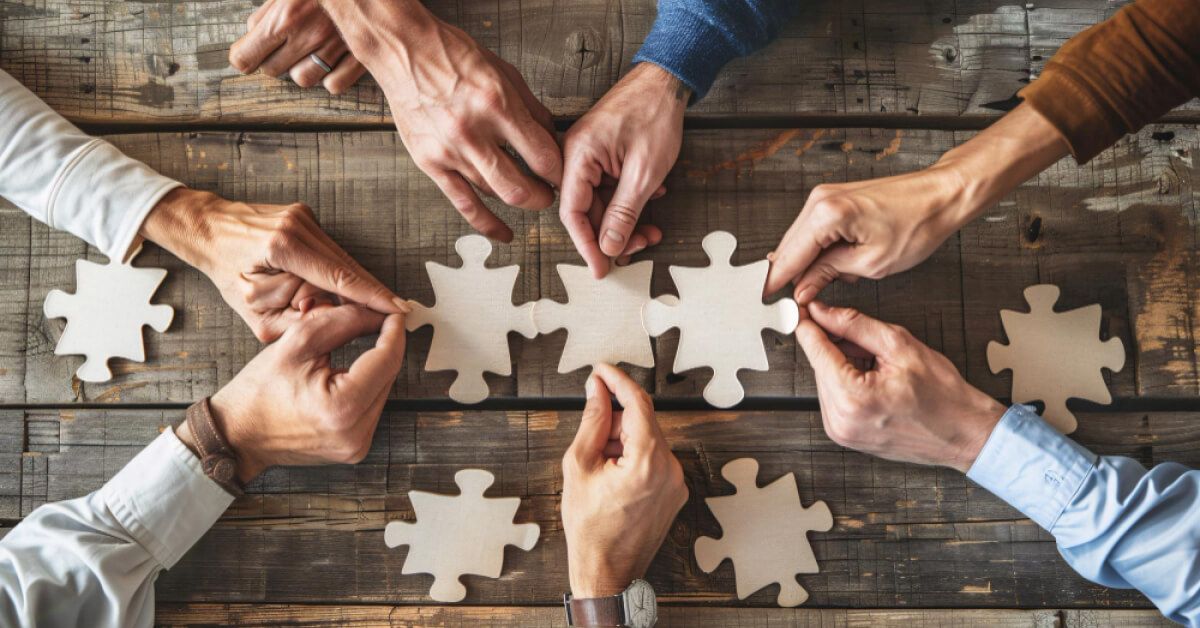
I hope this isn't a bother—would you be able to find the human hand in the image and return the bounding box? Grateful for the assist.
[561,364,688,598]
[140,188,407,343]
[229,0,367,94]
[560,63,685,277]
[319,1,560,242]
[178,303,405,483]
[765,103,1069,303]
[795,301,1005,472]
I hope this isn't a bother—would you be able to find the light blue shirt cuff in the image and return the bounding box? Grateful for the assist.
[966,404,1099,531]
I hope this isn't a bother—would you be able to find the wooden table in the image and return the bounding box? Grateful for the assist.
[2,1,1196,625]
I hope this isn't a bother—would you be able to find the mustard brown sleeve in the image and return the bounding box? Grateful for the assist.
[1019,0,1200,164]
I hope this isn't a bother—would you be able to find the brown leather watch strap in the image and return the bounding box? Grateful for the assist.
[565,593,624,627]
[184,398,245,497]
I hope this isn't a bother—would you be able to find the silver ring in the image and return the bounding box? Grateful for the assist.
[309,53,333,74]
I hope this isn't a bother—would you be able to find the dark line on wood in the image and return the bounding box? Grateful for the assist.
[5,396,1200,413]
[70,111,1200,136]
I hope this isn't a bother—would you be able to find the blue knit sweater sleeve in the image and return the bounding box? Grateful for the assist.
[631,0,799,102]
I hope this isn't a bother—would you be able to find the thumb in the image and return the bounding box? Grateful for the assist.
[281,304,386,362]
[806,301,903,357]
[791,244,863,305]
[794,311,854,385]
[567,372,614,469]
[598,159,658,258]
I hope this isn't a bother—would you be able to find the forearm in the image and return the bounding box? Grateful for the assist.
[968,405,1200,624]
[0,428,232,626]
[0,69,181,260]
[935,103,1070,230]
[1019,0,1200,164]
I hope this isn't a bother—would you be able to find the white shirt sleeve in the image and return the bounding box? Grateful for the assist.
[0,69,182,261]
[0,427,233,627]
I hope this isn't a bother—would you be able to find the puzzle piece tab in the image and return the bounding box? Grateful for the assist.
[406,235,537,403]
[533,261,655,374]
[642,231,798,408]
[43,254,173,383]
[384,469,540,602]
[987,284,1125,433]
[695,458,832,607]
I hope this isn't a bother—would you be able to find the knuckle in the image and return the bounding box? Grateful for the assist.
[605,202,640,227]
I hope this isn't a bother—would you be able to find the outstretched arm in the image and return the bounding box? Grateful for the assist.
[969,405,1200,625]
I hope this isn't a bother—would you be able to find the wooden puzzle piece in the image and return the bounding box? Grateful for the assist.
[42,252,174,383]
[533,261,655,374]
[406,235,537,403]
[642,231,799,408]
[695,458,832,607]
[987,284,1125,434]
[383,469,540,602]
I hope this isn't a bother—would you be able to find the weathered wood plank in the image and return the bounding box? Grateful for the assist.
[7,407,1192,608]
[154,604,1176,627]
[7,125,1198,403]
[0,0,1195,125]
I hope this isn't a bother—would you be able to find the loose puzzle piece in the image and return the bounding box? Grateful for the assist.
[43,253,174,383]
[642,231,799,408]
[533,261,655,374]
[695,458,832,607]
[987,284,1125,434]
[406,235,537,403]
[383,469,540,602]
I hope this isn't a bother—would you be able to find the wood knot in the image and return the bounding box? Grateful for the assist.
[565,29,603,71]
[942,46,958,63]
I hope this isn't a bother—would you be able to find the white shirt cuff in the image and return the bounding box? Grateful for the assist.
[966,404,1099,530]
[98,427,233,569]
[48,138,181,261]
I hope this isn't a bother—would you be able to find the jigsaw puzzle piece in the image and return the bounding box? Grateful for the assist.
[640,295,680,337]
[701,230,738,265]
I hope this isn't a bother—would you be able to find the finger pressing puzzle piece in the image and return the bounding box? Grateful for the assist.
[642,231,798,407]
[384,469,540,602]
[43,252,174,383]
[695,458,832,607]
[406,235,537,403]
[987,284,1125,433]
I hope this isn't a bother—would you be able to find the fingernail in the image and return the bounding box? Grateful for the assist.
[766,251,777,262]
[810,300,828,312]
[796,286,818,304]
[392,296,413,314]
[298,297,316,313]
[585,375,597,399]
[603,229,626,246]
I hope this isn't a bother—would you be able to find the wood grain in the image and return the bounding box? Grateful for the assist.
[0,0,1195,126]
[2,406,1189,608]
[155,604,1175,627]
[6,125,1197,403]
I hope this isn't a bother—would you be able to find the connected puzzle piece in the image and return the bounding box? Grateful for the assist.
[987,284,1125,434]
[383,469,540,602]
[43,253,174,382]
[695,458,832,607]
[406,235,537,403]
[642,231,799,408]
[533,261,655,374]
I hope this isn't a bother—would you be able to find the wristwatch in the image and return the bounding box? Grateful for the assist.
[563,579,657,627]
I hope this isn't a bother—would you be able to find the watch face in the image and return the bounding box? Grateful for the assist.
[624,579,657,628]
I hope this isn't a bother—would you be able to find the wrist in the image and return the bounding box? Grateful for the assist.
[207,393,268,483]
[568,549,638,598]
[139,187,223,272]
[626,63,690,111]
[319,0,436,75]
[947,395,1007,473]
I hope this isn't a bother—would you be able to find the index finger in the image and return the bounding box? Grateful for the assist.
[332,313,406,403]
[591,364,660,454]
[764,210,826,296]
[229,15,288,74]
[559,151,610,277]
[273,233,408,316]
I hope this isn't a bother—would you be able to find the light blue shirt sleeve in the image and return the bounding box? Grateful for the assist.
[968,404,1200,626]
